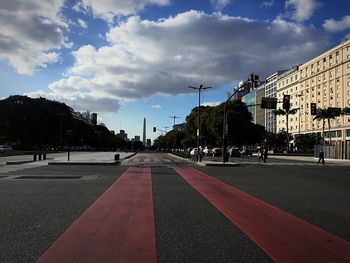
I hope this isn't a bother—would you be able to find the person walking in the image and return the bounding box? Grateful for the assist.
[318,149,325,165]
[263,147,268,163]
[258,147,264,163]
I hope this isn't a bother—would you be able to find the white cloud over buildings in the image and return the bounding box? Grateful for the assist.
[38,11,329,112]
[323,15,350,32]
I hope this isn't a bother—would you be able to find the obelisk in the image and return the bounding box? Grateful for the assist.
[143,117,146,146]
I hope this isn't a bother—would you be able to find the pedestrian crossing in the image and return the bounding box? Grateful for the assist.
[121,157,190,166]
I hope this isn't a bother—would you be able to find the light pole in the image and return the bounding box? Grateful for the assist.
[222,81,247,163]
[169,115,180,149]
[297,92,303,151]
[188,85,212,161]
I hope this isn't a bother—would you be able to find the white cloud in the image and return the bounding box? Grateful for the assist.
[202,101,221,107]
[285,0,319,22]
[210,0,231,11]
[0,0,69,74]
[261,0,274,8]
[323,15,350,32]
[77,0,171,22]
[77,18,88,28]
[38,11,329,113]
[151,105,162,109]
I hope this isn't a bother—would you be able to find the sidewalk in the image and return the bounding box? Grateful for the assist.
[192,154,350,167]
[0,151,136,167]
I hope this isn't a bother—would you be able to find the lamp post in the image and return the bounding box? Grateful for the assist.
[188,85,212,161]
[222,81,248,163]
[297,92,303,151]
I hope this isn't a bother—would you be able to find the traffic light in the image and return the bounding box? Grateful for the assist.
[261,97,277,109]
[250,73,259,89]
[282,95,290,110]
[310,103,317,115]
[153,127,156,132]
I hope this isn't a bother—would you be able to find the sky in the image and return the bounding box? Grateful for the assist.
[1,0,350,142]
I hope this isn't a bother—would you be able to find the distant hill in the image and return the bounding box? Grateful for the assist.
[0,95,125,150]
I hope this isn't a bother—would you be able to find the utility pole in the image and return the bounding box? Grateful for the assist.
[188,85,212,161]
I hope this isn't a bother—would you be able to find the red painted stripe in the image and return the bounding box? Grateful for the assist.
[38,167,156,263]
[175,167,350,263]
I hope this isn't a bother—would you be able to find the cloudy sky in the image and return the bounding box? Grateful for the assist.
[1,0,350,141]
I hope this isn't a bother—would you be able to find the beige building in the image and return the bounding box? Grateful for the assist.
[276,66,300,135]
[298,39,350,157]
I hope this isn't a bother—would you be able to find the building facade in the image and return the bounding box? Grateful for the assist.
[255,83,266,127]
[264,70,287,133]
[298,39,350,158]
[276,66,300,135]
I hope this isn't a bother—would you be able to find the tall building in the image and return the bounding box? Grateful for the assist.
[135,135,141,142]
[143,118,146,146]
[242,92,256,123]
[91,113,97,125]
[298,38,350,157]
[276,66,300,134]
[255,82,266,127]
[117,130,127,141]
[265,70,288,133]
[146,139,152,148]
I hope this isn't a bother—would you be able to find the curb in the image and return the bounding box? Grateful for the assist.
[6,160,35,165]
[48,161,120,166]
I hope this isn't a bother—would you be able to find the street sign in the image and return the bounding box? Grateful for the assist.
[327,107,341,117]
[261,97,277,109]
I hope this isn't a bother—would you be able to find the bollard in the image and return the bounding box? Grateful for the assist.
[114,154,120,161]
[43,153,46,160]
[38,153,42,160]
[33,154,37,161]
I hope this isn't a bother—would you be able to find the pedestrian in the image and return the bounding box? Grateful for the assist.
[258,147,264,163]
[199,146,203,162]
[318,149,325,165]
[263,147,268,163]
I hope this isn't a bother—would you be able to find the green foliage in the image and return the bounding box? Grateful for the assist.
[159,100,266,149]
[0,95,125,150]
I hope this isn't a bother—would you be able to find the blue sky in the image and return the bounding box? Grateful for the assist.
[1,0,350,141]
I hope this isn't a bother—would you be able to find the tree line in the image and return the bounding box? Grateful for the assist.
[0,95,126,150]
[153,100,266,150]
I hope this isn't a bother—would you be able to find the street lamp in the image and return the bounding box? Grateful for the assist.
[188,85,212,161]
[222,81,247,163]
[297,92,303,150]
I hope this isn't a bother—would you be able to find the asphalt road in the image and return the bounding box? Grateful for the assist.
[0,152,349,262]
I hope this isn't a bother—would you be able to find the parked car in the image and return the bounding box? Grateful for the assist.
[190,148,198,156]
[203,147,213,156]
[0,145,13,153]
[212,148,222,157]
[240,148,253,156]
[229,147,241,157]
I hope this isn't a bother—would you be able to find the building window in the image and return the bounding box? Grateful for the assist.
[348,63,350,68]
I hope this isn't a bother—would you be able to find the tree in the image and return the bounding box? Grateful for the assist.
[181,101,265,148]
[274,108,298,151]
[313,108,335,148]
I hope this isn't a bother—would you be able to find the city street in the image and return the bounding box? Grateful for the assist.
[0,152,350,262]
